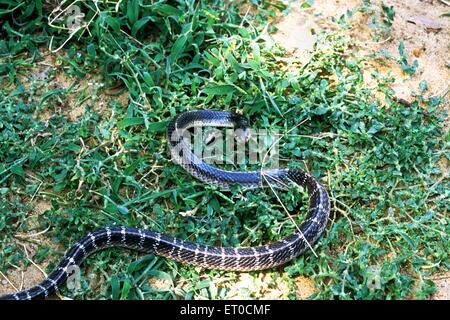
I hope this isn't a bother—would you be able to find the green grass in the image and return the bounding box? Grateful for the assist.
[0,0,448,300]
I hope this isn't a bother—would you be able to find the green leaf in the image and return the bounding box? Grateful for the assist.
[313,106,328,115]
[118,117,144,129]
[398,41,405,56]
[121,279,132,299]
[87,44,96,58]
[105,16,120,33]
[110,276,120,300]
[251,42,261,65]
[170,34,188,64]
[142,71,155,87]
[154,4,182,16]
[127,0,139,26]
[226,52,244,73]
[124,159,142,176]
[301,0,314,9]
[202,84,236,95]
[147,120,168,133]
[35,0,42,16]
[131,16,152,37]
[10,165,24,177]
[117,205,129,215]
[419,80,428,93]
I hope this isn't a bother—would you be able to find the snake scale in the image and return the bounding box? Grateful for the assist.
[0,110,330,300]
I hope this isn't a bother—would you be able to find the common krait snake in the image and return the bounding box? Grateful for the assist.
[0,110,330,300]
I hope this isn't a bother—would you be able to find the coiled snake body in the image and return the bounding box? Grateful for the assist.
[1,110,330,300]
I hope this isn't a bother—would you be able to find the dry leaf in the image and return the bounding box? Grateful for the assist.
[413,46,425,57]
[179,207,198,217]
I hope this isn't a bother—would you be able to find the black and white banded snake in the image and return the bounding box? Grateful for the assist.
[1,110,330,300]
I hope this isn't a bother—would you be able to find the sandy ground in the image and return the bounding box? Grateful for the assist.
[432,274,450,300]
[271,0,449,300]
[1,0,448,300]
[274,0,449,98]
[0,200,53,296]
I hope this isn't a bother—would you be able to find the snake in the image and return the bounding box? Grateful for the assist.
[0,110,330,300]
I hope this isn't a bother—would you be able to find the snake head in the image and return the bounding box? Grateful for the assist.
[230,113,251,143]
[234,127,251,143]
